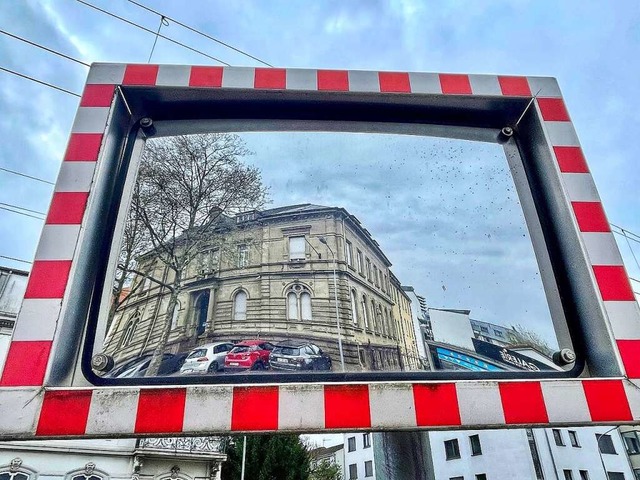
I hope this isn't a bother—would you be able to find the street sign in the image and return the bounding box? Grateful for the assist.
[0,64,639,439]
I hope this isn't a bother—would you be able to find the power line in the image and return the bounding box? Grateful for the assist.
[76,0,231,66]
[0,202,46,216]
[0,205,45,221]
[0,29,90,67]
[0,166,55,185]
[611,223,640,242]
[0,66,81,97]
[127,0,273,67]
[0,254,32,265]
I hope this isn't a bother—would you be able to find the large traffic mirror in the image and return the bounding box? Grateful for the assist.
[2,65,638,439]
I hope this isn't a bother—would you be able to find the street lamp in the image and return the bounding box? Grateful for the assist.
[319,236,346,372]
[596,426,620,479]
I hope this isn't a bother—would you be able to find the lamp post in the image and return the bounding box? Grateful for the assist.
[319,236,346,372]
[596,426,620,479]
[240,435,247,480]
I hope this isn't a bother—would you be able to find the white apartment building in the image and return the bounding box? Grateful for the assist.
[344,432,375,480]
[342,427,634,480]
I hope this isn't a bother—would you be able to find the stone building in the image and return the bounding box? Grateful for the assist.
[103,204,421,372]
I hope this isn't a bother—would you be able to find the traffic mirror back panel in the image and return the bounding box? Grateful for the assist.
[0,64,639,439]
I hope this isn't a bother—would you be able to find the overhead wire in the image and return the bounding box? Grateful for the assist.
[0,66,81,97]
[0,254,32,265]
[0,29,90,67]
[0,202,46,217]
[0,167,55,185]
[127,0,273,67]
[0,205,45,221]
[76,0,231,66]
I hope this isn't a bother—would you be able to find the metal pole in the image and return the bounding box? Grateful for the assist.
[332,252,345,372]
[241,435,247,480]
[596,426,619,480]
[319,237,345,371]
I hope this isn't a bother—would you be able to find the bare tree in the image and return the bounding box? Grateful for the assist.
[509,324,554,357]
[108,181,151,330]
[123,133,269,376]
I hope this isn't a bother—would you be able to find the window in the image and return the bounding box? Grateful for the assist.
[579,471,590,480]
[345,240,353,267]
[564,471,574,480]
[361,294,370,328]
[364,461,373,477]
[363,433,371,448]
[526,429,544,480]
[194,291,210,336]
[237,244,249,268]
[349,463,358,480]
[287,286,312,321]
[569,430,580,447]
[598,434,617,454]
[350,289,359,325]
[0,473,30,480]
[348,436,356,452]
[494,330,504,337]
[374,265,379,286]
[233,290,247,321]
[607,473,625,480]
[366,258,372,281]
[623,431,640,454]
[470,434,482,455]
[289,236,305,261]
[444,439,460,460]
[450,477,464,480]
[356,249,364,274]
[553,429,565,446]
[634,469,640,480]
[476,475,487,480]
[71,475,103,480]
[120,310,140,347]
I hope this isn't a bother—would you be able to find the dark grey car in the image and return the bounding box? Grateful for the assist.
[269,341,332,371]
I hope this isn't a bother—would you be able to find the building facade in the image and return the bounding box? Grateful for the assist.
[0,437,225,480]
[103,204,421,372]
[0,266,27,366]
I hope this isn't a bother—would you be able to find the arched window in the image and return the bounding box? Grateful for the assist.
[0,472,29,480]
[120,309,140,347]
[233,290,247,321]
[0,460,35,480]
[350,289,359,326]
[71,475,103,480]
[300,292,312,321]
[361,295,369,329]
[371,299,378,332]
[286,284,313,322]
[287,292,299,321]
[66,465,107,480]
[376,305,383,335]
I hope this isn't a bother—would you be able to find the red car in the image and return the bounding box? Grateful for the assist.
[224,340,274,371]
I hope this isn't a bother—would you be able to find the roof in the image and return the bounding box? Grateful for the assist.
[274,339,313,348]
[234,339,267,346]
[309,443,344,459]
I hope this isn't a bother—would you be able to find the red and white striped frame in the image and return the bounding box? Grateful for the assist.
[0,64,639,439]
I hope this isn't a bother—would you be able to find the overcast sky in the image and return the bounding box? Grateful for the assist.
[1,1,639,340]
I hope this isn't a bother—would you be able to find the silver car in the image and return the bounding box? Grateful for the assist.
[180,342,234,375]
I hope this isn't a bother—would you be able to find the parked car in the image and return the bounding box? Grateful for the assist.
[224,340,274,371]
[180,342,235,375]
[104,353,187,378]
[269,341,332,371]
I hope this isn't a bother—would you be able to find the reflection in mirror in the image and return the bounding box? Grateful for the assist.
[96,130,567,380]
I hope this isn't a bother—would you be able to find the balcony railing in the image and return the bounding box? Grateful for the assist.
[137,436,224,455]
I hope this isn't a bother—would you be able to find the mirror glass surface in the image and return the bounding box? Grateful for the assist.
[95,129,566,381]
